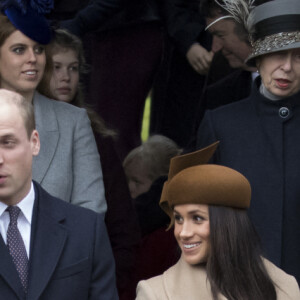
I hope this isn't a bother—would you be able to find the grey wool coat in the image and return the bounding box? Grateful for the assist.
[32,92,107,213]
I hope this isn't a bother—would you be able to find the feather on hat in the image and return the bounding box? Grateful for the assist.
[207,0,300,66]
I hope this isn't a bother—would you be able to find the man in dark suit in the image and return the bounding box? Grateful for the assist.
[185,0,258,151]
[0,89,118,299]
[196,0,257,122]
[150,0,213,148]
[56,0,163,160]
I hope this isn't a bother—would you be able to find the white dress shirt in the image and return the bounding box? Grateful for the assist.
[0,182,35,258]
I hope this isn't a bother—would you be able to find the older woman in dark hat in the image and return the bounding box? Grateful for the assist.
[0,1,106,213]
[136,142,299,300]
[197,0,300,283]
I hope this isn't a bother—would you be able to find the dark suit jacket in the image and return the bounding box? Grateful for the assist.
[204,69,252,110]
[186,68,251,153]
[196,69,252,132]
[94,133,141,293]
[0,182,118,300]
[56,0,161,37]
[162,0,210,55]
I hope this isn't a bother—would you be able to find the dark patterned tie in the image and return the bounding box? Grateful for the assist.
[6,206,29,292]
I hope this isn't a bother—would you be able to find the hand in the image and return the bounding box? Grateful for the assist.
[186,43,214,75]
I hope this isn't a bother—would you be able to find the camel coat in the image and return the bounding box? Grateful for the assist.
[136,256,300,300]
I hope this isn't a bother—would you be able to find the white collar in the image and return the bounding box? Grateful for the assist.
[0,182,35,224]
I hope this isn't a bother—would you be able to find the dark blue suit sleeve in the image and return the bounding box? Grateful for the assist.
[196,110,219,162]
[89,213,119,300]
[60,0,124,36]
[163,0,209,55]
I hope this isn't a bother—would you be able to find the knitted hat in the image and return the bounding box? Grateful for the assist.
[160,142,251,225]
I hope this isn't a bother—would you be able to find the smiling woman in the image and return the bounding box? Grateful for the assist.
[136,142,300,300]
[173,204,210,265]
[0,2,107,213]
[0,31,46,101]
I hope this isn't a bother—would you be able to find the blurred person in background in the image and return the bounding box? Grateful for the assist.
[122,135,182,299]
[50,0,163,160]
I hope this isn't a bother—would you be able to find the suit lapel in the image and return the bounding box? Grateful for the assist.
[0,236,26,299]
[32,92,59,183]
[27,184,67,300]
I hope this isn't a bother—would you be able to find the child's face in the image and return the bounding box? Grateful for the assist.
[124,160,153,199]
[49,48,79,103]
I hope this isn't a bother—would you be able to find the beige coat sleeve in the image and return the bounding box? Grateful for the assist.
[264,259,300,300]
[136,280,162,300]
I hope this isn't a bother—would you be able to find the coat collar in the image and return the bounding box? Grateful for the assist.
[251,77,300,121]
[26,182,67,300]
[162,256,228,300]
[32,92,59,184]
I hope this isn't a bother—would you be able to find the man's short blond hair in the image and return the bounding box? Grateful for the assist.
[0,89,35,138]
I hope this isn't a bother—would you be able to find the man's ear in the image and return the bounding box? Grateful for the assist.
[30,130,40,156]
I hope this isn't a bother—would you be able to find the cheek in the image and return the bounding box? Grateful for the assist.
[39,54,46,67]
[128,181,138,198]
[294,77,300,87]
[128,180,136,192]
[173,224,180,239]
[258,58,276,77]
[49,77,57,94]
[223,39,234,51]
[137,180,153,196]
[0,56,12,74]
[260,69,273,85]
[71,74,79,90]
[200,224,210,243]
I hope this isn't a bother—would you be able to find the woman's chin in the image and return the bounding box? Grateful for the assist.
[270,86,300,98]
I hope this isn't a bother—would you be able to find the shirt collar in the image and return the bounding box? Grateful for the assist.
[0,182,35,224]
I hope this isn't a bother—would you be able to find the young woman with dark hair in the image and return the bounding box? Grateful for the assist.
[136,142,300,300]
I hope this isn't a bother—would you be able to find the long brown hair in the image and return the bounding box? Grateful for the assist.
[38,29,116,138]
[207,206,277,300]
[0,14,16,47]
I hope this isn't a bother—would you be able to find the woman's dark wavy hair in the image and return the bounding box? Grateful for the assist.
[207,205,277,300]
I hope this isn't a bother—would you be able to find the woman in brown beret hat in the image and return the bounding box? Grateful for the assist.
[136,142,300,300]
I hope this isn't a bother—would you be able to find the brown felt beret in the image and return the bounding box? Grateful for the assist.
[160,142,251,221]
